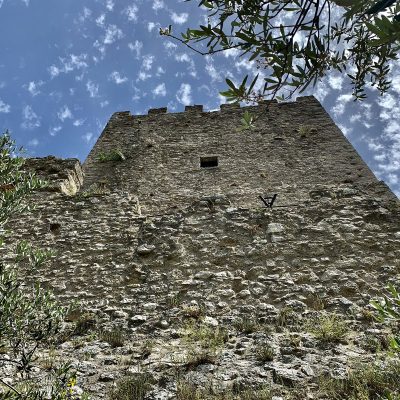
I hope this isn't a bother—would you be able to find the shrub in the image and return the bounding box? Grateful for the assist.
[234,318,260,334]
[276,307,298,328]
[96,149,125,162]
[99,329,125,348]
[0,133,79,398]
[175,380,272,400]
[73,312,97,335]
[109,374,153,400]
[255,343,275,362]
[183,320,228,349]
[306,313,348,343]
[318,359,400,399]
[181,304,204,319]
[371,284,400,352]
[183,348,217,371]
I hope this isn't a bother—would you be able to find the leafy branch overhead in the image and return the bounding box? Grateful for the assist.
[162,0,400,101]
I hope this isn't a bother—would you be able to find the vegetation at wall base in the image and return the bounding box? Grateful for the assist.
[0,132,85,399]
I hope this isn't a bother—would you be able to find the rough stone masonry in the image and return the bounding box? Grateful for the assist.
[4,96,400,398]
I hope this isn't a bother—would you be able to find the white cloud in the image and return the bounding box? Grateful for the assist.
[49,65,60,78]
[387,173,398,185]
[142,55,154,71]
[26,81,43,96]
[49,54,88,78]
[104,25,124,45]
[378,160,400,173]
[106,0,114,11]
[21,105,40,130]
[384,120,400,136]
[100,100,109,108]
[147,22,157,32]
[171,12,188,24]
[0,99,11,113]
[93,41,106,58]
[328,75,344,91]
[49,126,62,136]
[223,48,240,58]
[152,83,166,97]
[0,0,4,8]
[337,123,352,137]
[28,138,39,147]
[128,40,143,58]
[109,71,128,84]
[378,93,396,111]
[137,71,151,81]
[96,14,106,27]
[164,41,177,51]
[156,66,165,75]
[21,0,29,6]
[81,7,92,21]
[338,124,353,137]
[313,80,330,102]
[174,53,197,77]
[205,61,221,82]
[136,55,155,81]
[73,119,85,127]
[125,4,138,21]
[57,106,73,122]
[82,132,93,143]
[176,83,192,105]
[235,58,255,72]
[86,80,99,97]
[374,153,386,162]
[367,139,384,152]
[152,0,164,10]
[331,93,353,117]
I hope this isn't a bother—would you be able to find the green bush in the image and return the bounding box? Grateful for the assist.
[109,374,153,400]
[371,284,400,352]
[255,343,275,362]
[318,359,400,399]
[99,329,125,348]
[305,312,348,343]
[96,149,125,162]
[0,133,82,399]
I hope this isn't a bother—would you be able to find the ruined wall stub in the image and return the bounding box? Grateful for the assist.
[82,96,396,214]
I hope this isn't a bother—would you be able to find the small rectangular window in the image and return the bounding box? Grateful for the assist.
[200,156,218,168]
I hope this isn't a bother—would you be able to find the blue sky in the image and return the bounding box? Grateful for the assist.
[0,0,399,197]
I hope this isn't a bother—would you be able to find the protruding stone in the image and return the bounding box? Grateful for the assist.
[137,244,156,255]
[267,223,285,234]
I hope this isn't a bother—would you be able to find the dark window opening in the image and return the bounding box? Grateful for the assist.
[200,156,218,168]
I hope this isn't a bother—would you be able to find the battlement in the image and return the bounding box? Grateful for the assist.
[105,96,314,121]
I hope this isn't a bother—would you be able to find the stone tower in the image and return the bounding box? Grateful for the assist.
[4,96,400,398]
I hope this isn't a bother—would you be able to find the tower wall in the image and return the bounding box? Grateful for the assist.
[82,96,395,214]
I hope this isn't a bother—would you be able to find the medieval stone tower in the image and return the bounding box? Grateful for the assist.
[6,96,400,398]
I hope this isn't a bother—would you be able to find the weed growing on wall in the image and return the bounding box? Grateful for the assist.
[96,149,125,162]
[371,284,400,352]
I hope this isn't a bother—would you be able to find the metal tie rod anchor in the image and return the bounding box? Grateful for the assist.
[259,194,277,208]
